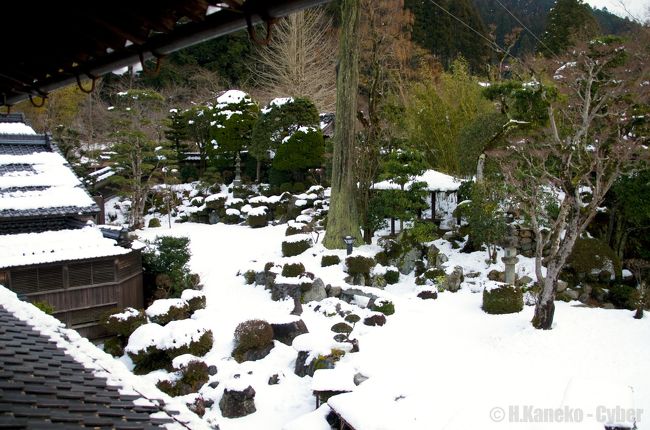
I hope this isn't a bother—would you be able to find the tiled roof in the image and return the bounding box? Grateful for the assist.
[0,130,98,220]
[0,306,168,429]
[0,285,209,429]
[0,113,27,123]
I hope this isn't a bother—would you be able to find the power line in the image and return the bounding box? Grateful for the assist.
[492,0,558,58]
[424,0,520,64]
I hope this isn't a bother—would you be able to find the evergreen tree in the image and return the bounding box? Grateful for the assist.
[405,0,490,72]
[108,89,174,229]
[539,0,600,56]
[209,90,260,163]
[250,97,320,182]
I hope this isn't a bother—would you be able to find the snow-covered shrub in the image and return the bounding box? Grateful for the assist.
[607,284,637,310]
[282,262,305,277]
[285,221,309,236]
[223,208,242,224]
[156,360,209,397]
[281,234,312,257]
[247,206,268,228]
[146,298,190,326]
[181,289,206,314]
[105,307,147,338]
[345,255,376,276]
[385,268,400,284]
[482,284,523,315]
[126,322,214,374]
[371,299,395,316]
[363,313,387,326]
[321,254,341,267]
[232,319,274,363]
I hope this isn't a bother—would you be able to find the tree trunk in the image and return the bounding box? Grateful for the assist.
[323,0,361,249]
[532,266,559,329]
[255,159,262,183]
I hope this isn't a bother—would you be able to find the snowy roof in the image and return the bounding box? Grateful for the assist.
[0,227,130,269]
[0,285,208,429]
[373,169,462,192]
[0,131,98,219]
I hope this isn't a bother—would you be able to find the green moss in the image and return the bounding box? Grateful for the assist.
[384,269,400,285]
[148,218,162,228]
[282,263,305,277]
[247,213,268,228]
[281,238,311,257]
[344,314,361,324]
[371,299,395,316]
[321,254,341,267]
[482,285,524,314]
[243,270,256,285]
[32,301,55,315]
[568,238,622,281]
[345,256,376,275]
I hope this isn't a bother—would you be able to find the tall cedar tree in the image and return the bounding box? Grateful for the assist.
[539,0,600,56]
[323,0,363,248]
[488,35,649,329]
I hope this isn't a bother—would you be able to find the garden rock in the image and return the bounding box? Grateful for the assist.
[398,247,421,275]
[271,320,309,346]
[444,266,464,292]
[237,344,274,362]
[488,270,505,282]
[328,286,342,298]
[302,278,327,303]
[556,279,568,292]
[219,386,256,418]
[208,365,218,376]
[271,282,301,301]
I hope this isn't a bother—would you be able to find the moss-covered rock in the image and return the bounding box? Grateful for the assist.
[482,285,524,314]
[345,255,376,276]
[232,319,274,363]
[156,361,209,397]
[330,322,353,334]
[282,262,305,277]
[370,299,395,316]
[148,218,162,228]
[321,254,341,267]
[281,235,312,257]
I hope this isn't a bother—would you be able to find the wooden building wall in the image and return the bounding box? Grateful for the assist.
[0,251,143,340]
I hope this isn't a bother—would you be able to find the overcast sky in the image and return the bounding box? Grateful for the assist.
[584,0,649,21]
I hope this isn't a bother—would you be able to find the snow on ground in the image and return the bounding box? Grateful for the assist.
[132,214,650,430]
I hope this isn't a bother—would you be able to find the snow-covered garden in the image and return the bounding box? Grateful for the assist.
[99,181,650,430]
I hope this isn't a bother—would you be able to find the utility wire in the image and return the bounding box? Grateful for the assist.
[424,0,523,65]
[492,0,559,59]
